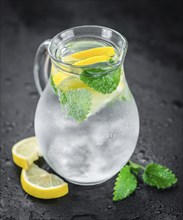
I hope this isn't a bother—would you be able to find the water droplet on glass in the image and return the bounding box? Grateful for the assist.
[110,133,115,138]
[105,134,110,139]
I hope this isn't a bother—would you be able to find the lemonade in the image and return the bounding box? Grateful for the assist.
[34,26,139,185]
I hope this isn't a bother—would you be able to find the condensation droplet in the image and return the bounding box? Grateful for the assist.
[137,149,149,163]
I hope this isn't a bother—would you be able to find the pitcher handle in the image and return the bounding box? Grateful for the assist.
[33,39,51,95]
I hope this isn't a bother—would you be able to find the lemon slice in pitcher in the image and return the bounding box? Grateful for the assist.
[51,64,70,87]
[63,46,115,63]
[73,55,110,66]
[21,164,68,199]
[12,137,40,169]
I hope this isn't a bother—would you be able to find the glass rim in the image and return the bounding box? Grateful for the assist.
[47,25,128,71]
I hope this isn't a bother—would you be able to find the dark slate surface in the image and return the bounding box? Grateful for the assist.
[1,0,183,219]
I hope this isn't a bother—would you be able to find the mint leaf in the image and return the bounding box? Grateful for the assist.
[50,75,58,95]
[58,88,92,122]
[59,90,67,105]
[129,161,143,176]
[119,82,133,101]
[113,165,137,201]
[80,66,121,94]
[109,57,115,64]
[142,163,177,189]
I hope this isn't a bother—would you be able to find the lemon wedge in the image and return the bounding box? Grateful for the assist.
[73,55,110,66]
[63,46,115,62]
[12,137,40,170]
[21,164,68,199]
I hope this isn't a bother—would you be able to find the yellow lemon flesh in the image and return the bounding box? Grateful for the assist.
[58,76,87,92]
[51,64,70,87]
[73,55,110,66]
[63,46,115,63]
[12,137,40,170]
[21,164,68,199]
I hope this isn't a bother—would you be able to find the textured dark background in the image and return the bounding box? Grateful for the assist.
[1,0,183,219]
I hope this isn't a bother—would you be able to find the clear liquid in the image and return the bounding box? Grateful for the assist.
[35,83,139,185]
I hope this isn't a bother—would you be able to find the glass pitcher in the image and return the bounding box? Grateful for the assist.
[33,26,139,185]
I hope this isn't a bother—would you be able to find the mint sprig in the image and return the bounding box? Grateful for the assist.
[58,88,92,122]
[80,66,121,94]
[113,161,177,202]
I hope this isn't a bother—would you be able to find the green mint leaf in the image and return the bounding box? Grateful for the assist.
[58,88,92,122]
[129,161,144,176]
[113,165,137,201]
[109,57,115,64]
[142,163,177,189]
[59,90,67,105]
[80,67,121,94]
[50,75,58,95]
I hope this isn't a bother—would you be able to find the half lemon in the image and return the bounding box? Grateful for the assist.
[21,164,68,199]
[12,137,40,169]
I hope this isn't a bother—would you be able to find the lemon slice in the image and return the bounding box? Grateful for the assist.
[52,72,69,87]
[63,46,115,62]
[21,164,68,199]
[51,64,70,87]
[73,55,110,66]
[58,76,87,92]
[12,137,40,169]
